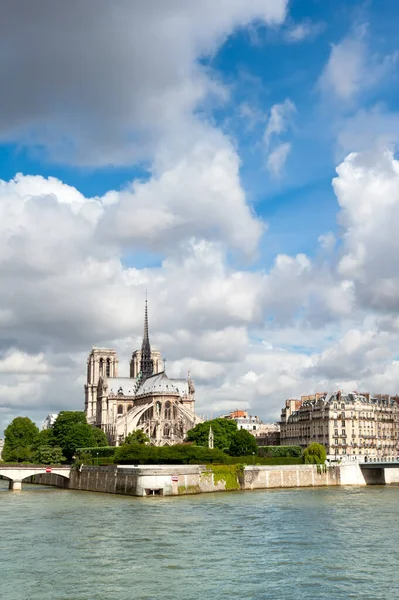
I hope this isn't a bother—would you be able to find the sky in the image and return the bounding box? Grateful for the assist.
[2,0,399,433]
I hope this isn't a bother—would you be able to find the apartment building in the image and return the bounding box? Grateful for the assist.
[280,391,399,460]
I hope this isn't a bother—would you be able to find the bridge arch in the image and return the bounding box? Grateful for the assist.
[0,467,71,490]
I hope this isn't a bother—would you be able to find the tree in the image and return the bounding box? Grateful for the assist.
[303,443,327,465]
[124,430,149,445]
[3,417,39,463]
[52,411,104,461]
[92,427,109,447]
[33,446,66,464]
[229,429,258,457]
[186,418,238,450]
[34,428,55,449]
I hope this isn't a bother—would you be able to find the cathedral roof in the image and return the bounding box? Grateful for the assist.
[136,371,188,396]
[108,377,137,396]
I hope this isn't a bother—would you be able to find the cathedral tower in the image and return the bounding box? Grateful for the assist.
[85,348,118,423]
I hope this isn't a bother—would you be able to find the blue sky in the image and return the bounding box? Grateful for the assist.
[2,0,399,429]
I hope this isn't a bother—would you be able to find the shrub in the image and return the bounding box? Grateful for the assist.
[303,443,327,465]
[258,445,302,458]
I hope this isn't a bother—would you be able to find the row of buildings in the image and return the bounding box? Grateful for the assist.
[80,297,399,459]
[280,391,399,461]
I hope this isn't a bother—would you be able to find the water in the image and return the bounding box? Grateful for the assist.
[1,480,398,599]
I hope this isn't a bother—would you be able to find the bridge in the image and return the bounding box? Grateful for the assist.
[0,465,71,490]
[360,461,399,469]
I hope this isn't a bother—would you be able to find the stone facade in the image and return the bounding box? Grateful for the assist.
[84,301,202,446]
[280,391,399,460]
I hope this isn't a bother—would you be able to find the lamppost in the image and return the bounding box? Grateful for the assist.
[96,452,99,466]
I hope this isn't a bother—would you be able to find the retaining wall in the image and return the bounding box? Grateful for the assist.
[32,463,399,496]
[33,463,344,496]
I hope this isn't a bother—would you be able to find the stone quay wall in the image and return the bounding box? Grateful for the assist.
[32,463,399,496]
[242,464,339,489]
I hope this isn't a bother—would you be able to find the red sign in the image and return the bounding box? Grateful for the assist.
[171,475,179,482]
[45,468,52,473]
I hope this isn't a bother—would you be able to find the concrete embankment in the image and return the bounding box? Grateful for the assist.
[32,463,399,496]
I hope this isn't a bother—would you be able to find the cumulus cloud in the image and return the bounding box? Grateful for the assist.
[0,0,288,166]
[334,150,399,313]
[4,2,399,435]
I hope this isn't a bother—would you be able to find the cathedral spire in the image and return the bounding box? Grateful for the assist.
[140,293,153,380]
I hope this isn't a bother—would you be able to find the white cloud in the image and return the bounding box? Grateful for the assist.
[0,0,288,166]
[266,142,291,176]
[285,20,325,43]
[264,99,296,147]
[334,149,399,313]
[318,25,397,103]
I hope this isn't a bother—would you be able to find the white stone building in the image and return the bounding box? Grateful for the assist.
[84,300,202,446]
[280,391,399,460]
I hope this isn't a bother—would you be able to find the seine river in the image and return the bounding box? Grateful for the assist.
[1,481,398,599]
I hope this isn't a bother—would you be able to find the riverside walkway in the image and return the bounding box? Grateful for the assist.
[0,465,71,490]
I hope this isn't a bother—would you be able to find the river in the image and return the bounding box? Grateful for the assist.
[1,480,398,599]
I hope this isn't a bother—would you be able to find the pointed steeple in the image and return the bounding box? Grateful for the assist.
[140,293,153,380]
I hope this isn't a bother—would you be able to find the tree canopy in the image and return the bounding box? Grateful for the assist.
[124,430,149,445]
[3,417,39,462]
[303,443,327,465]
[52,411,108,461]
[229,429,258,457]
[186,418,238,450]
[33,445,65,465]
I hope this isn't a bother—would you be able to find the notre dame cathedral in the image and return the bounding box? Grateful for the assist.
[84,300,202,446]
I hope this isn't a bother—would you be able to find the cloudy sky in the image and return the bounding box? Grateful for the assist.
[2,0,399,433]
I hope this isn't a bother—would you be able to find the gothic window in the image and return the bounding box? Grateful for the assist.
[164,424,170,437]
[117,404,123,415]
[164,401,171,420]
[99,358,104,376]
[106,358,111,377]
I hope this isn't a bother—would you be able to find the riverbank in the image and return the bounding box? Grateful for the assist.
[31,462,399,496]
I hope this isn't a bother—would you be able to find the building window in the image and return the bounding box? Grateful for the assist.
[164,401,171,420]
[334,429,338,436]
[127,404,133,412]
[99,358,103,376]
[117,405,123,415]
[106,358,111,377]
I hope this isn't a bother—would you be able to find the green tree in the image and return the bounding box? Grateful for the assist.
[124,430,149,445]
[52,411,104,461]
[3,417,39,463]
[186,418,238,450]
[92,427,109,447]
[34,428,55,449]
[229,429,258,457]
[303,442,327,465]
[33,445,66,464]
